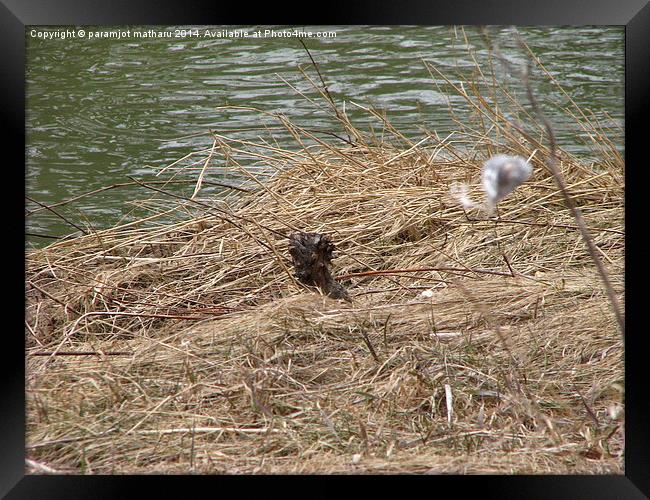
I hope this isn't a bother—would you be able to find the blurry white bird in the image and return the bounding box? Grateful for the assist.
[481,154,532,214]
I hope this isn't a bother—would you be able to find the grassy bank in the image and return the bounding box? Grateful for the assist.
[25,40,624,474]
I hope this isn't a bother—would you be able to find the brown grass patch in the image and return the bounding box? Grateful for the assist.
[25,37,623,474]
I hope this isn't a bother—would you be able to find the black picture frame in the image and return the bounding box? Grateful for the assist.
[6,1,649,498]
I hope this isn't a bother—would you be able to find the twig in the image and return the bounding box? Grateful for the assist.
[26,180,249,217]
[135,426,280,435]
[298,38,342,122]
[359,329,380,363]
[28,281,83,316]
[191,136,218,199]
[339,266,522,280]
[127,176,285,237]
[25,459,62,474]
[30,351,132,357]
[25,232,62,239]
[513,33,624,339]
[444,384,454,425]
[25,195,87,235]
[470,217,624,236]
[574,386,600,427]
[298,38,353,144]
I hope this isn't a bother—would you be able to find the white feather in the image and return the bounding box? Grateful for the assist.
[481,154,532,205]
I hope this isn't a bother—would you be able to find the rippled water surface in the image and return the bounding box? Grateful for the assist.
[26,26,624,246]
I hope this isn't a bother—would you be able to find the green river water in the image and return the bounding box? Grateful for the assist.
[26,25,624,247]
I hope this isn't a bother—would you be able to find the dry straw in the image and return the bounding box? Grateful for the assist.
[26,30,623,474]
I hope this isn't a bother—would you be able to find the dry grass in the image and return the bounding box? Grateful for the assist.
[25,37,624,474]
